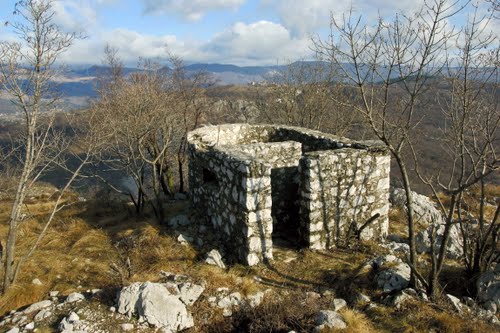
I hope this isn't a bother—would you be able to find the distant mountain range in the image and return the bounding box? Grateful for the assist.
[1,62,497,115]
[67,63,291,87]
[0,62,286,114]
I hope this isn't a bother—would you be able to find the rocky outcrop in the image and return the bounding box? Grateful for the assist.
[117,280,204,332]
[391,189,464,259]
[390,188,443,225]
[415,223,463,259]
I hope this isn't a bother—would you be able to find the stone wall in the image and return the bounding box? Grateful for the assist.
[188,124,390,266]
[299,149,390,250]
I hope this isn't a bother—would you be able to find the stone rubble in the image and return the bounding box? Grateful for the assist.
[208,288,243,317]
[376,263,411,292]
[207,288,272,317]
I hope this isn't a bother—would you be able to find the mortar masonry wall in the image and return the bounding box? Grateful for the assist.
[188,124,391,266]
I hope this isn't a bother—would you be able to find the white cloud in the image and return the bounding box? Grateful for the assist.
[51,0,102,34]
[261,0,426,37]
[141,0,245,21]
[58,21,313,66]
[58,29,182,65]
[202,21,311,64]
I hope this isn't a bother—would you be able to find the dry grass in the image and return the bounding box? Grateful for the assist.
[435,183,499,221]
[202,290,328,333]
[365,298,498,333]
[317,308,380,333]
[388,207,407,237]
[0,187,200,314]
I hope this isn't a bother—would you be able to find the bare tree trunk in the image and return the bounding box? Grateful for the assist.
[3,171,28,291]
[396,155,419,286]
[3,118,35,290]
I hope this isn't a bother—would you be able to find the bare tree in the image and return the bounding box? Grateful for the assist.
[93,50,179,222]
[486,0,500,16]
[0,0,96,291]
[166,55,215,193]
[312,0,469,288]
[412,8,499,295]
[257,60,357,136]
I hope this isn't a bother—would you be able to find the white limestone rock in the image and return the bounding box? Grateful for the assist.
[446,294,463,313]
[23,300,52,314]
[31,279,42,286]
[205,249,226,269]
[34,309,52,322]
[371,254,400,270]
[376,263,411,292]
[382,241,410,253]
[68,312,80,323]
[58,318,73,332]
[138,282,194,330]
[65,292,85,303]
[332,298,347,311]
[117,282,194,331]
[177,234,192,245]
[217,292,242,309]
[121,323,135,331]
[117,282,142,317]
[354,292,371,303]
[207,288,245,316]
[314,310,347,332]
[178,282,205,306]
[390,188,444,225]
[247,291,267,308]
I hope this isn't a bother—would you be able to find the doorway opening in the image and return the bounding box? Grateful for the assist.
[270,167,304,250]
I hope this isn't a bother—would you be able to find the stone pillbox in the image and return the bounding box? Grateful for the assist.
[188,124,390,266]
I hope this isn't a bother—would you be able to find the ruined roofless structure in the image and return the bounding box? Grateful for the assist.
[187,124,391,266]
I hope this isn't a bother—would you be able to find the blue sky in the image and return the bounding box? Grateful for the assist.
[0,0,496,66]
